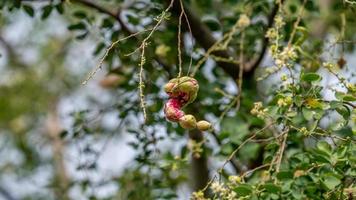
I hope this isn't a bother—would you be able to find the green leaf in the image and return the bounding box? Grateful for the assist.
[322,174,341,190]
[312,154,330,164]
[68,22,86,30]
[295,26,308,46]
[234,184,253,197]
[203,18,221,31]
[12,0,21,9]
[317,141,332,155]
[265,142,279,151]
[302,107,313,121]
[73,11,87,19]
[263,183,281,194]
[343,95,356,101]
[335,92,345,101]
[330,101,342,109]
[330,120,347,131]
[55,3,64,14]
[23,5,34,17]
[336,105,350,120]
[336,146,347,159]
[289,4,297,13]
[59,130,68,139]
[76,32,88,40]
[301,73,321,82]
[41,5,53,19]
[101,18,114,28]
[294,95,303,107]
[127,14,140,25]
[220,144,233,155]
[277,171,293,180]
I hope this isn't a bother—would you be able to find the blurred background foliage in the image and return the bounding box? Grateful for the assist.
[0,0,355,199]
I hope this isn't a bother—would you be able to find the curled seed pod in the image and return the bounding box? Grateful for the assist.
[179,114,197,130]
[164,99,184,122]
[163,77,200,128]
[197,120,212,131]
[164,76,199,105]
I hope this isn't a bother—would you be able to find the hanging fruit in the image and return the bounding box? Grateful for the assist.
[163,76,211,131]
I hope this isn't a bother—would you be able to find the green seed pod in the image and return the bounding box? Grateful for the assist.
[164,78,177,94]
[176,76,199,105]
[179,114,197,130]
[197,120,212,131]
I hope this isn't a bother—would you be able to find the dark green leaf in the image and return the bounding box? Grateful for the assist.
[101,18,114,28]
[59,130,68,139]
[55,3,64,14]
[73,11,87,19]
[76,32,89,40]
[234,184,253,196]
[336,105,350,120]
[23,5,34,17]
[263,183,281,194]
[277,171,293,180]
[41,5,53,19]
[68,22,86,30]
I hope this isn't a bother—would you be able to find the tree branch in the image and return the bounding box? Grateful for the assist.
[71,0,173,77]
[244,2,281,73]
[188,129,210,192]
[73,0,131,34]
[172,1,239,79]
[18,0,173,77]
[171,1,282,79]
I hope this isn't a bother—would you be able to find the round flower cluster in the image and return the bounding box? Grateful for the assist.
[163,76,211,131]
[250,102,269,119]
[237,14,250,28]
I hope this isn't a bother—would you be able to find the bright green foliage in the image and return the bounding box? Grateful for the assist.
[0,0,355,200]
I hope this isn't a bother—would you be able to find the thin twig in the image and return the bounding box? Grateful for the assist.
[82,30,149,85]
[126,0,175,122]
[236,31,245,110]
[251,130,287,143]
[241,163,271,179]
[275,129,289,173]
[177,1,184,77]
[179,1,194,76]
[287,0,307,47]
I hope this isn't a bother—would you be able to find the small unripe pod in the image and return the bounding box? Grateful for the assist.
[179,114,197,130]
[197,120,211,131]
